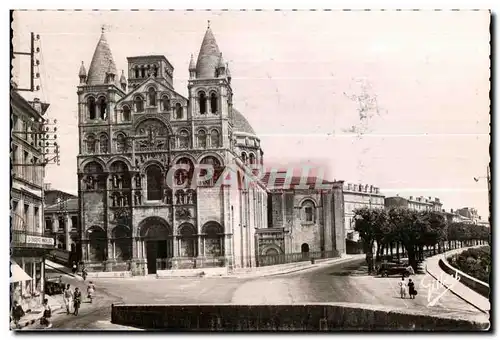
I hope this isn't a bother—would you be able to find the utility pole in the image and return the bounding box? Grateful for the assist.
[12,32,41,92]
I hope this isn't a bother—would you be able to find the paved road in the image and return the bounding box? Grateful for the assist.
[28,257,486,330]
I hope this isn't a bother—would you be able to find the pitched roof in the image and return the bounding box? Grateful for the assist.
[233,108,256,135]
[262,172,338,190]
[45,198,79,213]
[195,27,221,79]
[87,32,120,87]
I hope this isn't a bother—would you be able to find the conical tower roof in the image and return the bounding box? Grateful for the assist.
[120,70,127,84]
[217,53,225,69]
[189,54,196,71]
[87,30,119,86]
[79,61,87,77]
[195,23,221,79]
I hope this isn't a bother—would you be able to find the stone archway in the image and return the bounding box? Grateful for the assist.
[201,222,224,257]
[87,226,106,262]
[178,223,197,258]
[138,217,173,273]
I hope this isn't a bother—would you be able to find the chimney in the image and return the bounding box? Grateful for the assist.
[44,183,52,191]
[451,209,454,213]
[347,183,352,190]
[409,196,413,200]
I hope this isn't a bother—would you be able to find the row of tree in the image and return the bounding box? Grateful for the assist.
[353,207,491,273]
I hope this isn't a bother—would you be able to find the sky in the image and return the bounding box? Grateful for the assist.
[11,10,491,219]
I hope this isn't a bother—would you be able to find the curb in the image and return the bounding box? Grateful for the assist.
[425,253,489,315]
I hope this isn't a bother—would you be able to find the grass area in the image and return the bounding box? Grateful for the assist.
[447,246,490,284]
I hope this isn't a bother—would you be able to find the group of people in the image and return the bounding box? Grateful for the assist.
[63,282,96,316]
[12,298,53,329]
[398,276,417,299]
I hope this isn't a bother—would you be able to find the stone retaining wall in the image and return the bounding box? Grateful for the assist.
[438,258,490,298]
[111,303,489,331]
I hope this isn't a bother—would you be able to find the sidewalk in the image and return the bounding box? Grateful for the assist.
[10,294,63,330]
[45,260,82,281]
[425,246,490,313]
[229,254,365,279]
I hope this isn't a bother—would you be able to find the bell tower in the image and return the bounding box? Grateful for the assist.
[187,22,233,151]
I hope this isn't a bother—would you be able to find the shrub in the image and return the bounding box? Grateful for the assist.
[447,246,490,283]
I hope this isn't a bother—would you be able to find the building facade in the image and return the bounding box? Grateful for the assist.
[343,183,384,242]
[385,195,442,212]
[76,26,268,275]
[261,173,346,259]
[11,88,54,310]
[44,196,80,257]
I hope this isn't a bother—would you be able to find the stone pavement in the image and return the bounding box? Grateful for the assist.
[424,246,490,313]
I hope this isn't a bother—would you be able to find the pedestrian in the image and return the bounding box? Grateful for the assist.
[73,288,82,316]
[11,300,25,329]
[72,262,77,275]
[40,299,52,329]
[408,279,417,299]
[87,281,95,303]
[63,284,73,314]
[399,276,407,299]
[82,266,88,281]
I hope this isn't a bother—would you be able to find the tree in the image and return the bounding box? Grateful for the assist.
[353,207,388,274]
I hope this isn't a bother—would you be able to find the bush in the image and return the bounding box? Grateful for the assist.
[448,246,490,283]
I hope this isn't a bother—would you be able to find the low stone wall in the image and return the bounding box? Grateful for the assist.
[111,303,489,331]
[439,258,490,298]
[157,267,228,278]
[87,271,132,279]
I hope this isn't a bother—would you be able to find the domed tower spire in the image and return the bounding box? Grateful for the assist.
[195,22,221,79]
[79,61,87,84]
[119,70,127,91]
[86,27,120,87]
[188,53,196,79]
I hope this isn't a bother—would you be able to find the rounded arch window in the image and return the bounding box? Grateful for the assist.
[99,134,108,153]
[83,161,103,174]
[178,130,189,148]
[197,130,207,148]
[198,91,207,114]
[134,66,139,79]
[122,106,131,121]
[175,103,183,119]
[148,87,156,106]
[86,134,97,154]
[97,96,107,120]
[249,153,256,164]
[116,133,126,153]
[241,152,248,164]
[301,200,316,223]
[87,97,96,120]
[146,165,163,201]
[210,92,218,114]
[161,96,171,112]
[134,96,144,113]
[210,129,220,148]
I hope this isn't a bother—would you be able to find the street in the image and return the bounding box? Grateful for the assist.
[28,257,486,330]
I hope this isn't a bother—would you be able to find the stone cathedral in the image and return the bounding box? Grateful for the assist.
[77,24,345,276]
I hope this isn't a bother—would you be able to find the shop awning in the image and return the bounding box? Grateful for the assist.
[10,260,32,283]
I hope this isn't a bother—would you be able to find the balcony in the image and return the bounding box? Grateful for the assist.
[11,230,55,249]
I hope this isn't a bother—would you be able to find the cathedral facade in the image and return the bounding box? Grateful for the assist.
[77,25,268,275]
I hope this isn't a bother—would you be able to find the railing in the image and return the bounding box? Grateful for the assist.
[11,230,55,249]
[256,250,339,267]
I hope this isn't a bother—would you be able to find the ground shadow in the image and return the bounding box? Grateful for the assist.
[328,263,371,277]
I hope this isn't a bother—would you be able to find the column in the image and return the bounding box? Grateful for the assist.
[132,237,138,259]
[65,214,72,251]
[52,214,59,233]
[197,235,202,257]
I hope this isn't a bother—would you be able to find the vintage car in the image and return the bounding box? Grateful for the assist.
[377,262,412,277]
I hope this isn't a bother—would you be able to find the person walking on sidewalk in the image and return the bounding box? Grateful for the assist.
[408,279,417,299]
[73,288,82,316]
[63,284,73,314]
[87,281,95,303]
[40,299,52,329]
[72,262,77,275]
[11,300,25,329]
[399,276,407,299]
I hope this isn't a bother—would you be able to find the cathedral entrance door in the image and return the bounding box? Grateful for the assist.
[146,241,158,274]
[139,217,173,274]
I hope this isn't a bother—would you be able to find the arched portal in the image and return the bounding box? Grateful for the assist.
[112,225,132,261]
[202,222,224,257]
[88,226,106,262]
[301,243,310,259]
[138,217,173,274]
[178,223,197,257]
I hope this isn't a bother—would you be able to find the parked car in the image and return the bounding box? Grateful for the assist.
[45,279,65,295]
[377,262,412,277]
